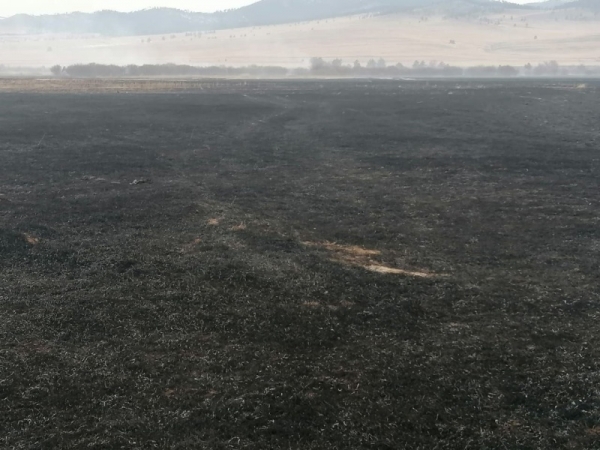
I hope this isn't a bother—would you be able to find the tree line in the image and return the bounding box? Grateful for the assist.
[49,60,600,78]
[51,63,289,78]
[308,58,600,77]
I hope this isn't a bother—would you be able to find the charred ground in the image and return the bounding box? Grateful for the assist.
[1,80,599,448]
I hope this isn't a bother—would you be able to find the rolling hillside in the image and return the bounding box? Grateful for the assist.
[1,8,599,69]
[0,0,537,37]
[560,0,600,12]
[0,0,598,69]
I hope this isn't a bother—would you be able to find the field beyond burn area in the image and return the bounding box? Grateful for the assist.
[1,80,600,449]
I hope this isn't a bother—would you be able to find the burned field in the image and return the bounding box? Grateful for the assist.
[1,79,599,448]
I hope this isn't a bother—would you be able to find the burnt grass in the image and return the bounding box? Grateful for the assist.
[1,79,600,449]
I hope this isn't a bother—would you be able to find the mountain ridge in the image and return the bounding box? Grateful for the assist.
[0,0,595,36]
[558,0,600,11]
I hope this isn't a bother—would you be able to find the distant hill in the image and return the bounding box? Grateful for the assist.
[558,0,600,11]
[536,0,574,8]
[0,0,595,36]
[2,0,450,36]
[414,0,528,17]
[232,0,529,25]
[2,9,216,36]
[230,0,450,26]
[536,0,599,10]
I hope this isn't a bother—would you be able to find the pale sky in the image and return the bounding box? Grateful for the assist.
[0,0,543,18]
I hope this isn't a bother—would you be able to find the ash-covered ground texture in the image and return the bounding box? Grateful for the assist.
[1,80,600,449]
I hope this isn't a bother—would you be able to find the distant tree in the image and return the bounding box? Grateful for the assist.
[377,58,386,69]
[353,60,362,70]
[310,57,326,72]
[50,65,62,76]
[534,60,559,76]
[465,66,498,77]
[497,65,518,77]
[126,65,138,76]
[366,59,377,69]
[440,65,464,77]
[575,64,589,76]
[331,59,343,70]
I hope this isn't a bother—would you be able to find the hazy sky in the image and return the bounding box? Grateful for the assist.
[0,0,542,17]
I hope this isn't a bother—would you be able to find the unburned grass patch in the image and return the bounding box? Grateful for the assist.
[23,233,40,245]
[303,240,437,278]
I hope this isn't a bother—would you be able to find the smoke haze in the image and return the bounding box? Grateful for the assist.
[0,0,598,73]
